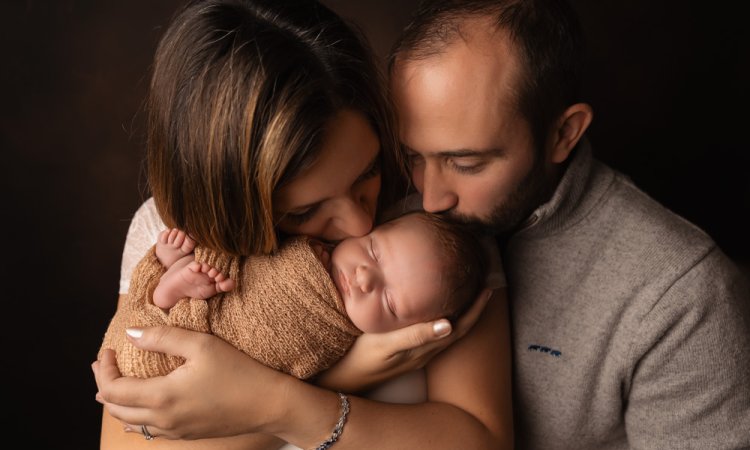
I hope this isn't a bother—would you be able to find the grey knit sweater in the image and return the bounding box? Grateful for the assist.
[505,140,750,449]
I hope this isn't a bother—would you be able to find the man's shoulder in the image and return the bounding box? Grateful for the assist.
[563,160,741,290]
[593,162,716,254]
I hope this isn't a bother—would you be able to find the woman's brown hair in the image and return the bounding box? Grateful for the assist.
[147,0,407,255]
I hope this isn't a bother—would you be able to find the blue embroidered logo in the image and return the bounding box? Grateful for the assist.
[528,344,562,357]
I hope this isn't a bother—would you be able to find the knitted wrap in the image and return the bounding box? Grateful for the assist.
[99,236,361,379]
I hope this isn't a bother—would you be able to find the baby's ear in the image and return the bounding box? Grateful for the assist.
[548,102,593,164]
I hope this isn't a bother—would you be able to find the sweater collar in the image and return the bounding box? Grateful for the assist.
[512,137,613,238]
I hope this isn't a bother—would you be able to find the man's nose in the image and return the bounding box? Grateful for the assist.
[421,164,458,213]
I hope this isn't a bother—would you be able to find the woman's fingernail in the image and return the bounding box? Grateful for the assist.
[95,393,104,403]
[126,328,143,338]
[433,320,451,337]
[124,425,133,433]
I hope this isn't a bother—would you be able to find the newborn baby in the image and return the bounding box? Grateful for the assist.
[100,211,487,379]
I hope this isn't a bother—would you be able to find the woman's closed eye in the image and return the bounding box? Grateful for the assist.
[357,157,381,182]
[284,204,321,225]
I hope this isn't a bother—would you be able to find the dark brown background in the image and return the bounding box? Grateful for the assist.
[2,1,748,447]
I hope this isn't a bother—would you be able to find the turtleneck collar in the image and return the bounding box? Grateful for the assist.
[511,137,615,239]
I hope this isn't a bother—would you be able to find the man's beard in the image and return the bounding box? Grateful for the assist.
[442,151,554,235]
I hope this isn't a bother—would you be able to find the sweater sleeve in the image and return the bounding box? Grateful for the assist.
[624,247,750,448]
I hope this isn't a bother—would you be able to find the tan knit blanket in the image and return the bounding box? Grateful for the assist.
[100,237,361,379]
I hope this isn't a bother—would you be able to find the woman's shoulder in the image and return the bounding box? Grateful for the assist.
[132,197,161,226]
[126,198,165,247]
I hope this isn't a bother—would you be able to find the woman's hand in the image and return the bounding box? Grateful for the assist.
[93,326,290,440]
[315,288,493,392]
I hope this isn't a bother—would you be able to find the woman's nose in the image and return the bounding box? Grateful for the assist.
[335,197,374,238]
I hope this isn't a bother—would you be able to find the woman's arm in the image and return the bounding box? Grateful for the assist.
[425,287,513,445]
[94,289,513,449]
[328,288,513,449]
[101,408,284,450]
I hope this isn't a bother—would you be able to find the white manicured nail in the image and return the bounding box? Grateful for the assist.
[433,320,451,337]
[126,328,143,338]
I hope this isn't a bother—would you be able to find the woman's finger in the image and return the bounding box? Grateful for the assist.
[102,406,174,441]
[379,288,493,356]
[379,318,453,355]
[94,348,167,408]
[121,422,164,440]
[390,289,494,359]
[124,325,210,359]
[93,349,121,386]
[103,403,155,432]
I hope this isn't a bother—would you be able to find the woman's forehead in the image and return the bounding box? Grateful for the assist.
[274,109,380,209]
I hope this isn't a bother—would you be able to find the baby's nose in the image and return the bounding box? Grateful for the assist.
[355,265,375,293]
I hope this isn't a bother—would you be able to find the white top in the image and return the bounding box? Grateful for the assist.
[119,197,164,294]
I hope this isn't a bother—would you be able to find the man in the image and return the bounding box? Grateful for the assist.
[389,0,750,448]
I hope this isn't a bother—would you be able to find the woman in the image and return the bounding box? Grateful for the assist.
[94,1,513,449]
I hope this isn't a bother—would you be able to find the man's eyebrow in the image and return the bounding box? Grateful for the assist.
[403,145,503,157]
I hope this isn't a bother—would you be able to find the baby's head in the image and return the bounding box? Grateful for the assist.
[330,211,487,333]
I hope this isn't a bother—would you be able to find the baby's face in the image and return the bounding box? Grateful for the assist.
[330,214,446,333]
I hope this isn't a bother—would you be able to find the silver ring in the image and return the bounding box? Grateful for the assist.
[141,424,155,441]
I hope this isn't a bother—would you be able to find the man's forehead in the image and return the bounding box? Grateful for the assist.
[393,14,509,67]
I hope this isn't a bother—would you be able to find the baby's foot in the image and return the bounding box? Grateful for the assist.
[155,228,196,268]
[153,257,236,309]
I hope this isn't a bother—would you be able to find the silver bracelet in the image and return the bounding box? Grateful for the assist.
[312,392,350,450]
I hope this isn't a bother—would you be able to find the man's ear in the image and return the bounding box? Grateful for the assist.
[548,103,593,163]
